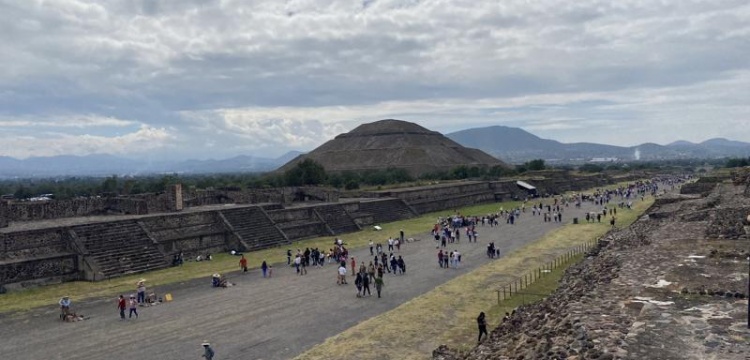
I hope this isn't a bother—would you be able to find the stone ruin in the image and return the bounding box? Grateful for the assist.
[434,176,749,360]
[0,171,638,291]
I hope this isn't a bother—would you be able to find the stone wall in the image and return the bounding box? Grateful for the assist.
[680,182,716,196]
[0,255,79,290]
[0,200,8,228]
[141,212,236,258]
[706,207,750,239]
[408,192,497,214]
[0,228,70,261]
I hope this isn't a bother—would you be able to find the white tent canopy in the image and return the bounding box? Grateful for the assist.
[516,180,536,190]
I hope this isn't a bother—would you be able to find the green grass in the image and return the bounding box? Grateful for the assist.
[295,196,654,360]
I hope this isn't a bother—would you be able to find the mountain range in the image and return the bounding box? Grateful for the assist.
[1,125,749,178]
[0,151,304,178]
[446,126,750,163]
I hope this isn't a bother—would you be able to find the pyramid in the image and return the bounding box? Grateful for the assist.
[276,119,506,176]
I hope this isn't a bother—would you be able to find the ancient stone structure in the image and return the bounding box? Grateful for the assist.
[276,119,507,177]
[0,171,632,289]
[433,177,749,360]
[0,200,8,228]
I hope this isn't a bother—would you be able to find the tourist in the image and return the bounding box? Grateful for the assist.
[268,265,273,277]
[117,295,126,320]
[261,260,268,278]
[400,229,404,244]
[390,254,398,274]
[59,296,72,318]
[369,240,374,255]
[362,270,372,296]
[294,255,301,274]
[381,253,389,273]
[394,238,400,252]
[239,255,248,273]
[355,271,364,297]
[350,256,356,276]
[388,237,394,251]
[201,341,215,360]
[300,257,307,275]
[338,263,348,284]
[128,295,138,319]
[287,249,292,265]
[397,256,406,274]
[477,312,488,343]
[368,262,376,282]
[374,276,384,298]
[438,250,444,268]
[376,263,384,278]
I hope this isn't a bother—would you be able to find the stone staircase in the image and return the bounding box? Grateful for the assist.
[71,221,168,278]
[315,205,360,234]
[220,207,288,251]
[358,199,417,224]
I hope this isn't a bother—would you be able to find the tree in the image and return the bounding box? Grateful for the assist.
[579,164,604,173]
[284,159,327,186]
[524,159,546,171]
[726,157,750,168]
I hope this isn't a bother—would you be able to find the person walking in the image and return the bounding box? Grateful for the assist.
[337,264,348,285]
[261,260,268,278]
[368,262,376,282]
[239,255,248,273]
[128,295,138,319]
[350,257,356,276]
[117,295,126,320]
[201,341,215,360]
[362,271,371,296]
[369,240,374,256]
[477,312,488,343]
[374,276,384,298]
[355,271,364,297]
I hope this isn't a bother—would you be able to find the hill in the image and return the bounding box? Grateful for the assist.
[447,126,750,163]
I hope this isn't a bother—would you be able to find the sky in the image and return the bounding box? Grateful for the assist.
[0,0,748,160]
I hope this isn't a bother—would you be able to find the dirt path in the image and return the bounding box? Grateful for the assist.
[0,202,604,360]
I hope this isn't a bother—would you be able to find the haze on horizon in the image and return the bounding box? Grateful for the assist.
[1,0,748,161]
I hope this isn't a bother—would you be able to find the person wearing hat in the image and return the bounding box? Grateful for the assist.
[201,341,215,360]
[136,279,146,304]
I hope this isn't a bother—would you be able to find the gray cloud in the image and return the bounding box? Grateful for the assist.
[0,0,748,159]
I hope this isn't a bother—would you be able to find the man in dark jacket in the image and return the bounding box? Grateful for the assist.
[202,341,215,360]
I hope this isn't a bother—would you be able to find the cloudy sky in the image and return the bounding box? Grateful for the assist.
[1,0,748,160]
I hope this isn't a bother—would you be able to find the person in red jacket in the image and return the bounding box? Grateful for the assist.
[117,295,126,320]
[350,256,356,276]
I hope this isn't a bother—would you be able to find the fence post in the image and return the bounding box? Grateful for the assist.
[503,286,506,300]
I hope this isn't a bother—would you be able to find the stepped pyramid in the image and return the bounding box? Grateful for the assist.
[277,119,506,176]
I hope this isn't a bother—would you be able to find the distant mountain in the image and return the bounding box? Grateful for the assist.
[275,150,305,164]
[447,126,750,163]
[0,153,289,178]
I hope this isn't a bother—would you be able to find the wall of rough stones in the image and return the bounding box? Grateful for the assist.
[0,228,79,288]
[0,228,70,261]
[680,182,716,196]
[706,207,750,239]
[140,212,237,258]
[0,201,8,228]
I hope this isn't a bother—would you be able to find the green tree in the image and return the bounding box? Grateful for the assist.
[524,159,546,171]
[579,164,604,173]
[284,159,327,186]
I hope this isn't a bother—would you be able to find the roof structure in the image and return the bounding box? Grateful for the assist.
[276,119,507,177]
[516,180,536,190]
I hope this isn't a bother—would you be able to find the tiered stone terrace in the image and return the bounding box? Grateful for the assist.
[71,221,168,279]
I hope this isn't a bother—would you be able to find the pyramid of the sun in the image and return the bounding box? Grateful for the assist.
[276,119,507,176]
